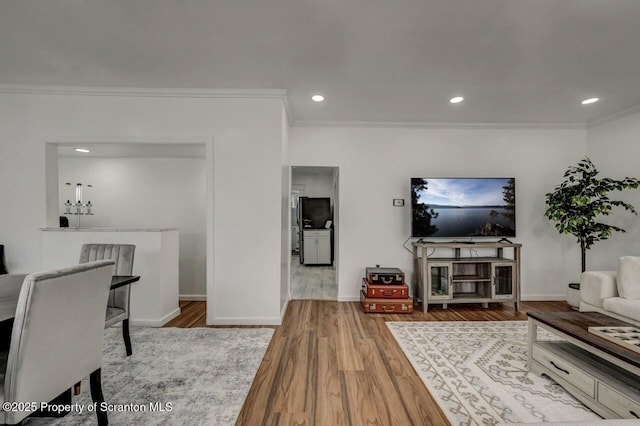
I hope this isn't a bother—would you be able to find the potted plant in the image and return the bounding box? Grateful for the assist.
[545,157,640,273]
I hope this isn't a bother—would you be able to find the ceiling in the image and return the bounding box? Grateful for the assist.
[2,1,640,126]
[57,143,205,158]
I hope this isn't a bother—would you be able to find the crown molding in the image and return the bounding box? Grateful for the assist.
[291,120,586,130]
[587,102,640,129]
[0,84,293,125]
[0,84,287,100]
[2,84,615,130]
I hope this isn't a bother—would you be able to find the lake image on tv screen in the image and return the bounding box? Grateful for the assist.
[411,178,516,237]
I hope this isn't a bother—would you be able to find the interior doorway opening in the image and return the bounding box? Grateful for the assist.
[46,141,209,302]
[290,166,339,300]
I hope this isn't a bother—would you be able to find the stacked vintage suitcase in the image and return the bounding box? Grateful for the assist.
[360,267,413,314]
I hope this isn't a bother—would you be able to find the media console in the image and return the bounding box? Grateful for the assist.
[412,241,521,312]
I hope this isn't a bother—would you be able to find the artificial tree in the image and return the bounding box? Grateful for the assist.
[545,157,639,273]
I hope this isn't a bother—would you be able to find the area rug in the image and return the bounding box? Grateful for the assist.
[386,321,601,425]
[26,327,274,426]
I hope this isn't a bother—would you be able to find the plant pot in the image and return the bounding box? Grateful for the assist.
[566,282,580,309]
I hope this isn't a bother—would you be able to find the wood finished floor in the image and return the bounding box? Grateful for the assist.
[165,300,572,425]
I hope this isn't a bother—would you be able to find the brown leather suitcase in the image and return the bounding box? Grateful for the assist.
[362,278,408,299]
[360,291,413,314]
[365,267,405,285]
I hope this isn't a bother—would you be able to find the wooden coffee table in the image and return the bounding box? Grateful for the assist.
[527,311,640,419]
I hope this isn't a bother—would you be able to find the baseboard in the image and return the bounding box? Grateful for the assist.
[338,295,361,302]
[130,308,181,327]
[339,294,565,303]
[205,299,288,326]
[209,316,282,326]
[280,298,290,323]
[179,294,207,301]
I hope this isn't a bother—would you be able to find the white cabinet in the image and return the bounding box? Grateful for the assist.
[302,229,331,265]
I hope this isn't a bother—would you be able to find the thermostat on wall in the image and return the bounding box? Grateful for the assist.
[393,199,404,207]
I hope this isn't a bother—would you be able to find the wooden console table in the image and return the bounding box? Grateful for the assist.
[528,311,640,419]
[412,241,521,312]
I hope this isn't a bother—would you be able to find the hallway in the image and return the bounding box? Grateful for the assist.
[290,255,337,300]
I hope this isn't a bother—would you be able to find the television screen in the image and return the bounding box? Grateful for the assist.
[411,178,516,238]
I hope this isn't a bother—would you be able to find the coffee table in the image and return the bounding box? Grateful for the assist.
[527,311,640,419]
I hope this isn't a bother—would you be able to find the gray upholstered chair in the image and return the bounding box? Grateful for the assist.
[0,260,114,425]
[0,274,27,323]
[79,243,136,356]
[0,246,28,323]
[0,244,7,275]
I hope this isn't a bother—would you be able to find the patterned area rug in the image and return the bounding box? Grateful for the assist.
[26,327,274,426]
[386,321,601,425]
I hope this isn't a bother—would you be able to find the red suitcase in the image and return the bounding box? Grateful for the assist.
[360,291,413,314]
[362,278,408,299]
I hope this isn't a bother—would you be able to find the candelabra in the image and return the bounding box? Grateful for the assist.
[64,183,94,228]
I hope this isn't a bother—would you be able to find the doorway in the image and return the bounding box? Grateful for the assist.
[290,166,339,300]
[48,142,208,301]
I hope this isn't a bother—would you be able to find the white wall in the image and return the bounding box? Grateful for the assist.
[280,105,291,314]
[58,156,206,297]
[586,111,640,270]
[0,88,287,325]
[290,126,587,300]
[4,84,633,317]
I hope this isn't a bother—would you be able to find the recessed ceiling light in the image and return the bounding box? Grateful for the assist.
[74,148,90,153]
[581,97,599,105]
[449,96,464,104]
[311,94,325,102]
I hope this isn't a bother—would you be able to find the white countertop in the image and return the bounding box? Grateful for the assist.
[40,227,179,232]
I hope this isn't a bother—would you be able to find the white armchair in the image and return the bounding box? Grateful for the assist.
[0,260,114,425]
[580,270,618,310]
[579,256,640,326]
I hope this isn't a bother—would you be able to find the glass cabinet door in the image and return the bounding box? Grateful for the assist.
[492,263,514,298]
[428,263,451,299]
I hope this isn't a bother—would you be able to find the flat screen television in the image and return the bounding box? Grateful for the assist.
[411,177,516,238]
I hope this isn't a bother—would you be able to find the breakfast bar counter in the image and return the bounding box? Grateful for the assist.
[40,228,180,327]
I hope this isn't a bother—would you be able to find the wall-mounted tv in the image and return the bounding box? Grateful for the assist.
[411,177,516,238]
